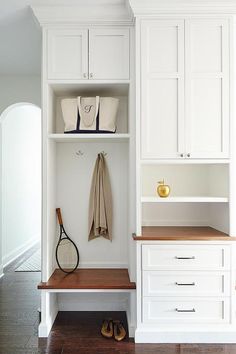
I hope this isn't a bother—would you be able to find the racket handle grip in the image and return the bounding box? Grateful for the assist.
[56,208,63,225]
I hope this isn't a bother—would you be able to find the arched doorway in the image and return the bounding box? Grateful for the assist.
[0,103,41,276]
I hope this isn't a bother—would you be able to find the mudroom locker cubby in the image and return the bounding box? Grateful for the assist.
[33,0,236,345]
[33,4,136,338]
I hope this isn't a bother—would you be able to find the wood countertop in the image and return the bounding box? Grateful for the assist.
[38,268,136,290]
[133,226,236,241]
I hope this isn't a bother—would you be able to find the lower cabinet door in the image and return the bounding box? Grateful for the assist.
[142,297,229,324]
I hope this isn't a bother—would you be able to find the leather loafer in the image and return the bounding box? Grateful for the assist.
[101,318,113,338]
[113,320,126,341]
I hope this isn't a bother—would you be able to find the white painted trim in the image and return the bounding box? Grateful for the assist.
[140,159,230,164]
[141,197,229,203]
[135,328,236,343]
[142,220,209,227]
[126,289,136,338]
[48,133,130,143]
[31,3,134,26]
[41,289,135,294]
[38,292,58,338]
[129,0,236,15]
[2,236,40,268]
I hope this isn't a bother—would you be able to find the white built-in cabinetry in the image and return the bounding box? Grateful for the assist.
[48,28,130,80]
[135,7,236,342]
[33,0,236,345]
[141,19,229,160]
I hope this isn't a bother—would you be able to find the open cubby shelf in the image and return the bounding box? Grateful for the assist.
[48,133,130,142]
[48,82,130,135]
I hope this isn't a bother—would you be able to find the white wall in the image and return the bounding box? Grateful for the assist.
[1,104,41,267]
[0,75,41,275]
[0,75,41,114]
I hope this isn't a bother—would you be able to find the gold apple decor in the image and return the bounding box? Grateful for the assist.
[157,179,170,198]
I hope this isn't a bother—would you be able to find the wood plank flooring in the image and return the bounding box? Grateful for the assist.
[1,247,236,353]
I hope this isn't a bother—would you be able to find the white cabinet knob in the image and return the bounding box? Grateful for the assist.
[179,153,184,157]
[90,73,94,79]
[83,73,87,79]
[187,153,191,157]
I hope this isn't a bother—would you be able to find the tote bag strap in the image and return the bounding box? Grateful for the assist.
[77,96,99,127]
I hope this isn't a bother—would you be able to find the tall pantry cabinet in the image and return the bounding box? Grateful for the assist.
[132,0,236,343]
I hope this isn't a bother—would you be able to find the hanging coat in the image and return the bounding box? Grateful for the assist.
[88,153,112,241]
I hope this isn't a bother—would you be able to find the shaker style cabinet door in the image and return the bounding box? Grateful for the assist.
[185,19,230,158]
[47,29,88,79]
[141,20,185,159]
[89,28,130,80]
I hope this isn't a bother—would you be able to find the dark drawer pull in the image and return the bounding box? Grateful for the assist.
[175,256,195,260]
[175,282,195,286]
[175,308,196,313]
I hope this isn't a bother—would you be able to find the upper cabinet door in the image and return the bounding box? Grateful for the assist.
[141,20,185,159]
[48,29,88,80]
[185,19,230,158]
[89,28,130,80]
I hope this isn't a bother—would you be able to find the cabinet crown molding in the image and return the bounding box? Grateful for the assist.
[31,0,134,26]
[129,0,236,15]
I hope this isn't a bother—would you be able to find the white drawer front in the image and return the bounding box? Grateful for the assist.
[143,297,229,324]
[142,245,230,270]
[143,271,230,296]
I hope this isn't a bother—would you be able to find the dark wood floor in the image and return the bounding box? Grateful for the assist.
[1,248,236,353]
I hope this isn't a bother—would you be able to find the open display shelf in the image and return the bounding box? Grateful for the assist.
[141,196,229,203]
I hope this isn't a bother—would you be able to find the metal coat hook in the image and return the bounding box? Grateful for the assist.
[75,150,84,157]
[99,151,107,157]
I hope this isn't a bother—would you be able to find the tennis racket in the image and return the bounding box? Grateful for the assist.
[55,208,79,274]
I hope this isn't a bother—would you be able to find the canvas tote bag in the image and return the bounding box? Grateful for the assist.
[61,96,119,133]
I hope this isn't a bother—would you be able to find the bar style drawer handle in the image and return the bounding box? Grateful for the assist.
[175,308,196,313]
[175,256,195,260]
[175,282,195,286]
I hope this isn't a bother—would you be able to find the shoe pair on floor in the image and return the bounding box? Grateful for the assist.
[101,318,126,341]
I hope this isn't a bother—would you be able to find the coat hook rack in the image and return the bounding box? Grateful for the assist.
[76,150,107,157]
[75,150,84,157]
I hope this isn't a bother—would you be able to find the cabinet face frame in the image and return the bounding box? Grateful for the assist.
[47,29,89,80]
[185,19,230,159]
[140,19,185,159]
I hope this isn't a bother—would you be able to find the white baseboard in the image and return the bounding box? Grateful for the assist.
[3,235,40,268]
[38,307,58,337]
[38,292,58,338]
[135,329,236,343]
